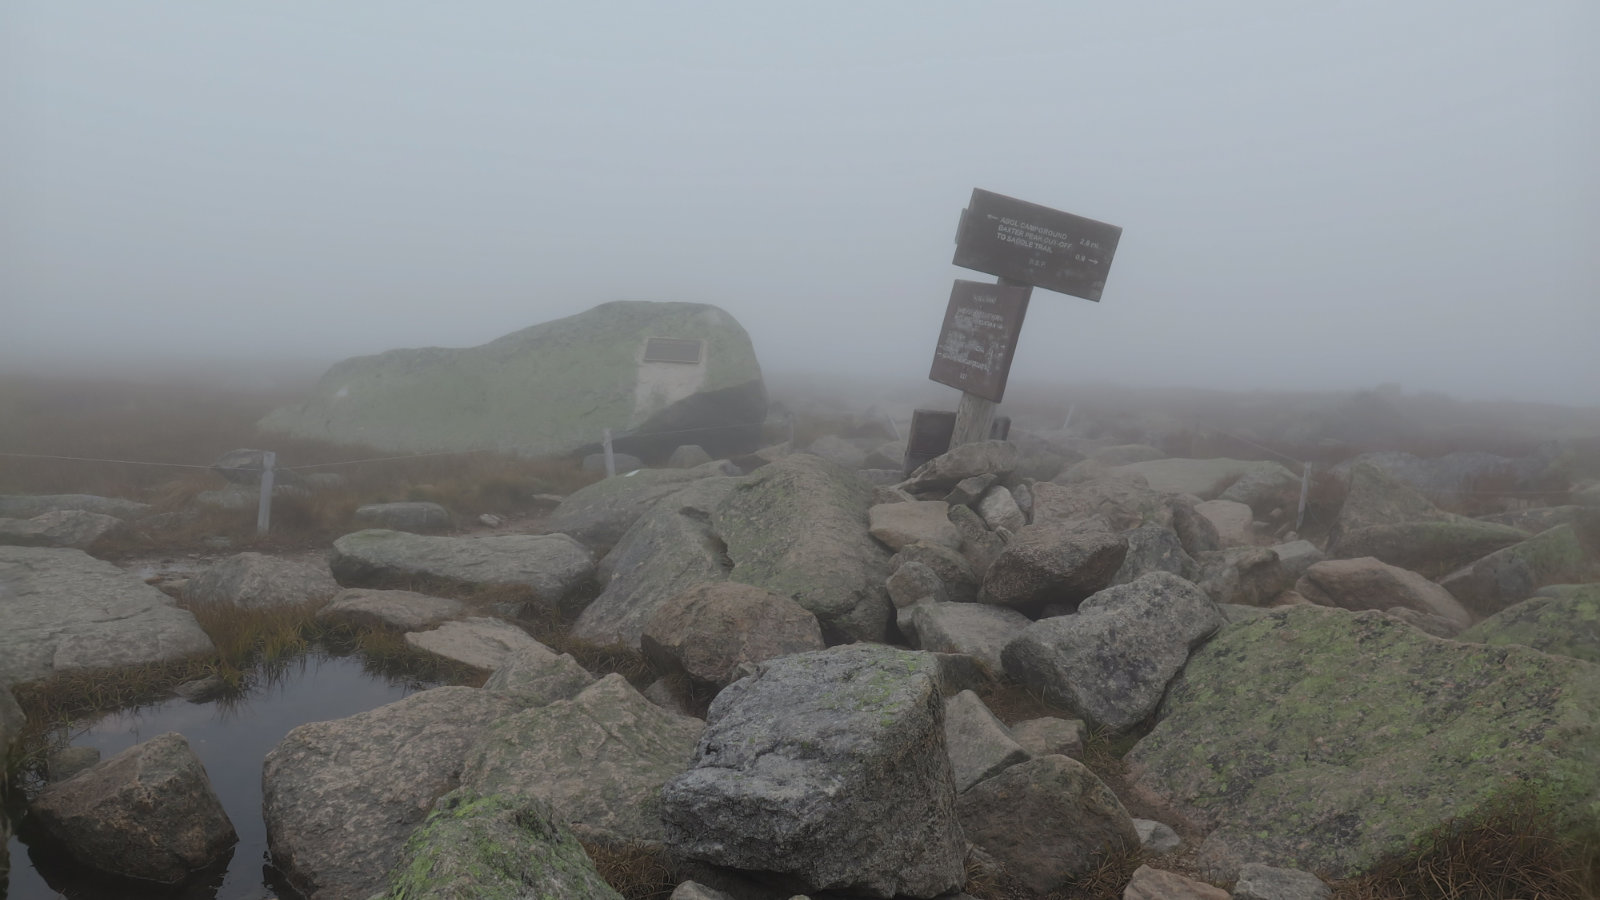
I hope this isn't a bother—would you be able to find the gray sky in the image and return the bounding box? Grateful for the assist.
[3,2,1596,404]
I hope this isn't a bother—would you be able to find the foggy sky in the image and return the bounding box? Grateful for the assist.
[3,2,1596,405]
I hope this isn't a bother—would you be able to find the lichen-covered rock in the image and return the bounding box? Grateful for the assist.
[353,501,453,534]
[957,755,1139,894]
[660,645,967,898]
[1459,585,1600,663]
[460,674,703,844]
[379,790,622,900]
[317,587,464,632]
[185,551,341,609]
[1009,716,1085,760]
[1219,464,1303,516]
[713,455,893,644]
[642,581,825,688]
[572,477,738,649]
[1232,863,1332,900]
[259,301,767,460]
[330,530,595,616]
[1126,605,1600,881]
[0,547,214,687]
[1438,524,1597,617]
[896,542,979,603]
[547,462,738,549]
[1031,479,1170,531]
[1295,557,1470,628]
[979,521,1127,613]
[1003,572,1222,732]
[1194,499,1255,547]
[262,686,524,900]
[1193,547,1289,607]
[977,485,1026,532]
[31,733,235,885]
[1112,524,1198,585]
[482,643,596,705]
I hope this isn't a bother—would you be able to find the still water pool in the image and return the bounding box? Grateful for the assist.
[4,653,427,899]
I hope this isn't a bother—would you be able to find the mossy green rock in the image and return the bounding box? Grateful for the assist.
[381,790,622,900]
[1439,525,1597,617]
[1330,464,1527,577]
[1126,605,1600,881]
[259,301,765,459]
[713,454,893,644]
[1459,585,1600,663]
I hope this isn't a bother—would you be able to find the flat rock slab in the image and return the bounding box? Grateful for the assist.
[317,588,465,632]
[908,602,1031,675]
[868,501,960,552]
[185,552,341,609]
[263,686,524,900]
[1110,458,1292,500]
[1295,556,1470,628]
[641,581,825,688]
[943,689,1027,792]
[547,462,737,548]
[330,530,594,615]
[1126,605,1600,881]
[0,546,215,687]
[405,617,546,671]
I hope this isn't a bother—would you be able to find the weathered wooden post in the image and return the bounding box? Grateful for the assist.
[1296,461,1313,532]
[256,450,276,535]
[602,428,616,478]
[932,189,1123,449]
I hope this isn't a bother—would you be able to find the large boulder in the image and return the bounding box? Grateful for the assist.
[330,530,594,616]
[404,617,548,671]
[1194,499,1255,547]
[0,547,214,687]
[482,643,597,706]
[1125,605,1600,880]
[459,674,703,844]
[868,501,961,552]
[1032,478,1170,531]
[641,582,825,688]
[1110,458,1296,500]
[571,477,738,648]
[0,509,126,550]
[1328,463,1527,576]
[1294,557,1470,628]
[546,462,737,549]
[1438,524,1597,617]
[352,501,453,534]
[713,455,894,644]
[262,686,524,899]
[957,755,1139,893]
[184,551,341,609]
[1002,572,1222,732]
[1193,547,1290,607]
[908,602,1031,674]
[259,301,767,460]
[1332,449,1544,500]
[316,587,465,632]
[660,645,967,898]
[1458,584,1600,663]
[900,441,1021,495]
[1112,524,1198,585]
[978,520,1127,614]
[944,689,1028,792]
[377,790,623,900]
[31,733,236,885]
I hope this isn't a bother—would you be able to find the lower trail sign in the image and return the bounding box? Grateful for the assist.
[936,188,1122,448]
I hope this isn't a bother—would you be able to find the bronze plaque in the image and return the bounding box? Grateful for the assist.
[953,189,1122,301]
[928,279,1031,403]
[642,337,704,364]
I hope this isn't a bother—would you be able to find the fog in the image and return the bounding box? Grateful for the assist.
[2,2,1596,406]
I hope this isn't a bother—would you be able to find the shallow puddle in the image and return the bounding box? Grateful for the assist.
[5,652,429,899]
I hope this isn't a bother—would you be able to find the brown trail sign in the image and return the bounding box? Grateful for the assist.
[936,189,1122,448]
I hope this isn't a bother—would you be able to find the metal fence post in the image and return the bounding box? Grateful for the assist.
[257,450,276,535]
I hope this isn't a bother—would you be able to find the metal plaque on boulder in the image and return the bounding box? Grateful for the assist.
[928,279,1031,403]
[953,189,1122,301]
[642,337,705,364]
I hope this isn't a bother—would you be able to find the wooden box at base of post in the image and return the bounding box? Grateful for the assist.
[902,409,1011,477]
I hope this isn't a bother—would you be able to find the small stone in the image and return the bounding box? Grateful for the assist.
[1122,864,1228,900]
[1232,862,1332,900]
[1133,818,1183,854]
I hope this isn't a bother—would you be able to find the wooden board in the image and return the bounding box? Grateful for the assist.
[953,189,1122,301]
[928,279,1031,403]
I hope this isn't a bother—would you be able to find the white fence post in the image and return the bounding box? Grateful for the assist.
[257,450,276,536]
[602,429,616,478]
[1296,461,1312,533]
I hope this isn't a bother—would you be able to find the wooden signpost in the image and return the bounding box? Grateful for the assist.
[933,189,1123,448]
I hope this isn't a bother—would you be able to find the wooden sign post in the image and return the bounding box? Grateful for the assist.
[932,188,1123,449]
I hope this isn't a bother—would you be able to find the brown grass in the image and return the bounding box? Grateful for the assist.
[581,839,683,900]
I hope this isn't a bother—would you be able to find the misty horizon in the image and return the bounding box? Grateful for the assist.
[3,3,1596,407]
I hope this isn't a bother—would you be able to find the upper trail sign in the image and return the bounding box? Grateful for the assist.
[953,189,1122,301]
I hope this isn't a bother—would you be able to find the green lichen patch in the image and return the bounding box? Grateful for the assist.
[1460,588,1600,664]
[1126,605,1600,880]
[382,790,622,900]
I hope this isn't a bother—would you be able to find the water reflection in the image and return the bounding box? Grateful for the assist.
[6,652,423,900]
